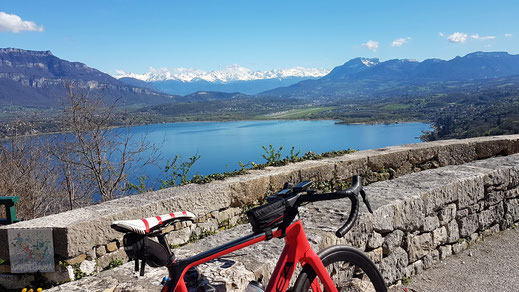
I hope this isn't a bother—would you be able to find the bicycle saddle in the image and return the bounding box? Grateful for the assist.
[112,211,196,234]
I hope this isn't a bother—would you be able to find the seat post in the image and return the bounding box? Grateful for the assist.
[158,233,174,258]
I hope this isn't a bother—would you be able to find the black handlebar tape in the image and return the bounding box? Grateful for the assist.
[335,195,360,238]
[360,189,374,213]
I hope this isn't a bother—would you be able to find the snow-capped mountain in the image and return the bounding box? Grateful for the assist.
[115,65,330,95]
[115,65,330,83]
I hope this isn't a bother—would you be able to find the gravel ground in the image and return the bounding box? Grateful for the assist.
[390,227,519,292]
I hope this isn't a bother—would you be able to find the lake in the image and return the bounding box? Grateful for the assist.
[130,120,431,183]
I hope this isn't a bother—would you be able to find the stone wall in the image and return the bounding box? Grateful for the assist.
[1,135,519,289]
[44,151,519,292]
[356,154,519,284]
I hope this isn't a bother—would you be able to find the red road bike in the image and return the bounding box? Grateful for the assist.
[112,176,387,292]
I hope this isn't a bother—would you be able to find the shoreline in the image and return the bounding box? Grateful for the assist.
[1,117,431,141]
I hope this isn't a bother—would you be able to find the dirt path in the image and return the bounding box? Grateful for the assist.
[391,227,519,292]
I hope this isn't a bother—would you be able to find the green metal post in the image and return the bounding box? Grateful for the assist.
[0,196,20,224]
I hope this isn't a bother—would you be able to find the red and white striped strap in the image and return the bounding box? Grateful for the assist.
[112,211,196,234]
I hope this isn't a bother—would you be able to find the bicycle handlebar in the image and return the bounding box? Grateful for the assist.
[289,175,373,238]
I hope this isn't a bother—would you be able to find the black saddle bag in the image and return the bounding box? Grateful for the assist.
[247,199,286,234]
[123,233,171,267]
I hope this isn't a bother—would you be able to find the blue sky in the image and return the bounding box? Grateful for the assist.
[1,0,517,75]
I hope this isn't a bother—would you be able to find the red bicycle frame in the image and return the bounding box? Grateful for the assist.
[162,220,337,292]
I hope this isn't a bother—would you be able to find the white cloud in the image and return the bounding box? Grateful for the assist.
[439,32,445,37]
[505,33,512,38]
[447,32,468,43]
[362,40,379,52]
[392,37,411,47]
[470,34,496,40]
[0,12,43,33]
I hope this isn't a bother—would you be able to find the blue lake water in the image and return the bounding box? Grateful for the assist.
[130,120,431,183]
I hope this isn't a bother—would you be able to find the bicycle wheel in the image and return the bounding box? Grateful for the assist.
[293,246,387,292]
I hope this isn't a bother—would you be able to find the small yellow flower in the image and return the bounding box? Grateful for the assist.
[37,289,43,292]
[28,289,34,292]
[21,289,27,292]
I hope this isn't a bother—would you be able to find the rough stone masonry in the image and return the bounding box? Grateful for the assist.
[46,152,519,291]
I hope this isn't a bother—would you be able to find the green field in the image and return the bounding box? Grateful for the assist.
[258,107,335,119]
[380,103,411,111]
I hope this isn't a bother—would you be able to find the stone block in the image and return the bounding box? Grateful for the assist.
[423,215,440,232]
[407,143,439,166]
[265,165,301,192]
[97,248,128,269]
[394,196,425,231]
[331,154,368,180]
[96,245,107,257]
[469,233,480,243]
[456,177,485,209]
[0,274,35,290]
[459,213,479,237]
[215,207,241,225]
[511,168,519,188]
[43,264,74,284]
[366,247,383,263]
[407,233,434,262]
[506,198,519,223]
[483,169,510,191]
[439,245,452,260]
[229,174,270,206]
[467,202,484,214]
[474,139,508,159]
[478,203,504,230]
[0,265,10,273]
[166,226,192,247]
[373,205,395,233]
[446,220,460,243]
[452,240,467,254]
[378,247,409,284]
[481,224,500,237]
[382,230,404,256]
[412,259,424,275]
[422,184,458,216]
[456,208,469,219]
[194,218,218,235]
[438,203,456,225]
[341,213,373,250]
[66,253,87,265]
[504,188,519,199]
[367,147,413,177]
[437,142,476,166]
[486,191,505,207]
[367,232,384,249]
[298,160,336,182]
[106,241,118,253]
[432,226,448,247]
[86,246,96,261]
[423,249,440,269]
[80,259,97,275]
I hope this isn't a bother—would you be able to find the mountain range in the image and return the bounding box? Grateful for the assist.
[116,65,329,95]
[0,48,177,108]
[262,52,519,98]
[2,48,519,110]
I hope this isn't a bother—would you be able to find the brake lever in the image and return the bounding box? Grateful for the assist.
[360,189,373,213]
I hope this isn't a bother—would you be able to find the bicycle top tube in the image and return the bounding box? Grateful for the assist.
[164,220,338,292]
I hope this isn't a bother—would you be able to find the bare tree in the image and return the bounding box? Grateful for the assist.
[56,85,157,202]
[0,134,68,220]
[0,86,159,221]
